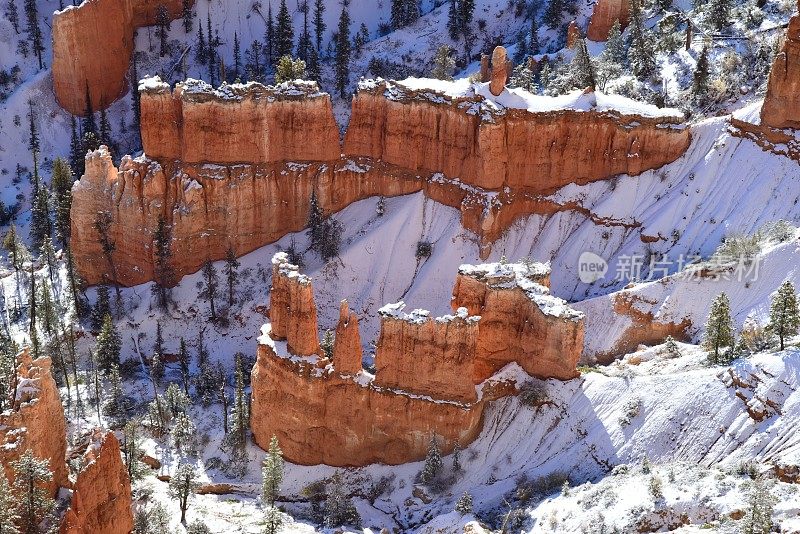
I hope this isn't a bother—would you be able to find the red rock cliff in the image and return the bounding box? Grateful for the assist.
[139,78,341,163]
[60,430,134,534]
[452,262,584,381]
[269,253,321,357]
[343,80,689,192]
[0,349,69,497]
[587,0,631,41]
[52,0,190,116]
[761,14,800,128]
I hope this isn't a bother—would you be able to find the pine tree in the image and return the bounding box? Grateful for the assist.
[171,412,196,455]
[245,40,264,83]
[431,45,456,80]
[232,32,241,80]
[122,419,145,481]
[82,87,97,136]
[23,0,43,69]
[3,226,29,308]
[152,215,176,310]
[50,158,73,249]
[151,322,165,386]
[229,353,249,451]
[324,471,360,527]
[605,20,624,64]
[130,53,141,135]
[307,191,324,250]
[266,3,275,66]
[69,116,84,178]
[99,107,112,149]
[30,185,51,255]
[528,14,540,55]
[392,0,420,29]
[447,0,460,40]
[206,14,216,85]
[510,60,537,93]
[766,281,799,351]
[156,4,170,57]
[692,45,710,100]
[452,441,462,471]
[629,0,657,80]
[223,247,239,308]
[103,363,125,416]
[297,1,312,62]
[96,313,121,370]
[168,463,200,524]
[182,0,192,32]
[263,506,283,534]
[0,470,21,534]
[335,2,351,98]
[703,293,735,364]
[275,0,295,61]
[195,24,207,65]
[543,0,564,29]
[12,450,54,533]
[178,337,190,394]
[596,20,623,90]
[320,329,334,359]
[274,55,306,83]
[217,361,229,433]
[742,478,775,534]
[262,435,284,506]
[313,0,326,52]
[707,0,731,32]
[353,23,368,57]
[455,491,473,515]
[28,273,40,359]
[6,0,19,34]
[571,38,596,90]
[166,382,190,417]
[91,286,111,330]
[307,40,321,81]
[420,435,443,484]
[200,261,219,320]
[663,335,681,358]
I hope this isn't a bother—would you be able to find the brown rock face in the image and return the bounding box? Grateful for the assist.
[452,263,584,381]
[344,80,690,192]
[0,349,69,497]
[269,253,320,357]
[761,16,800,128]
[489,46,510,96]
[334,300,363,375]
[60,431,134,534]
[587,0,631,41]
[52,0,190,115]
[140,79,341,164]
[567,20,581,48]
[374,306,480,403]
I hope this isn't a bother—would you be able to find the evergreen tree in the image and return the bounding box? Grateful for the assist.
[528,14,540,55]
[605,19,625,64]
[232,32,241,80]
[171,412,196,455]
[182,0,192,32]
[629,0,657,80]
[447,0,460,40]
[274,55,306,83]
[6,0,19,35]
[455,491,473,515]
[223,247,240,308]
[81,86,97,136]
[543,0,564,29]
[266,3,275,66]
[571,38,596,90]
[245,40,264,83]
[692,45,710,100]
[263,506,283,534]
[96,313,121,370]
[30,185,51,255]
[335,2,351,98]
[12,450,54,533]
[206,14,216,85]
[217,361,229,433]
[307,191,324,250]
[431,45,456,80]
[452,442,462,471]
[69,116,84,178]
[307,40,321,81]
[707,0,731,32]
[510,60,537,93]
[297,1,312,62]
[596,20,623,90]
[391,0,420,29]
[195,24,207,65]
[742,478,775,534]
[50,158,73,249]
[229,354,249,451]
[122,419,145,481]
[152,215,176,310]
[766,281,799,351]
[186,520,211,534]
[130,52,141,134]
[275,0,295,61]
[3,226,29,308]
[703,293,735,364]
[353,23,369,56]
[91,286,111,330]
[313,0,326,52]
[103,363,125,416]
[166,382,190,417]
[28,274,39,359]
[168,463,200,524]
[99,107,112,148]
[0,470,21,534]
[156,4,170,57]
[23,0,43,69]
[663,335,681,358]
[420,435,443,484]
[324,471,360,528]
[178,337,190,394]
[320,329,334,359]
[261,435,284,506]
[200,261,219,320]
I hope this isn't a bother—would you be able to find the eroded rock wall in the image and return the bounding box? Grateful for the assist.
[60,431,134,534]
[343,81,689,192]
[269,253,320,357]
[0,349,68,497]
[587,0,631,41]
[761,15,800,128]
[52,0,190,115]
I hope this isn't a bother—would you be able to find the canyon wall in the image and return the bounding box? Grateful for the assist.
[52,0,190,116]
[0,349,68,497]
[60,431,134,534]
[452,263,584,381]
[139,78,341,163]
[251,254,583,466]
[587,0,631,41]
[760,15,800,129]
[343,80,689,192]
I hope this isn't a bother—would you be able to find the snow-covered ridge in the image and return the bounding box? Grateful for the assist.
[377,301,480,325]
[138,75,329,102]
[359,77,685,121]
[271,252,311,285]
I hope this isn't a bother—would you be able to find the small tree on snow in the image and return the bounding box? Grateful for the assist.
[262,435,284,506]
[742,478,775,534]
[274,55,307,84]
[703,293,735,364]
[323,471,360,527]
[431,45,456,80]
[12,450,55,532]
[692,46,710,101]
[96,313,121,370]
[0,470,20,534]
[223,247,240,308]
[663,335,681,358]
[455,491,473,515]
[420,435,443,485]
[320,329,335,359]
[766,281,799,351]
[199,261,219,320]
[263,506,283,534]
[168,462,200,524]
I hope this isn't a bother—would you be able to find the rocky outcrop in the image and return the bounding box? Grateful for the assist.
[567,20,581,48]
[0,349,69,497]
[269,253,320,357]
[587,0,631,41]
[452,262,584,380]
[52,0,191,115]
[251,254,582,466]
[139,78,341,164]
[374,305,480,403]
[60,430,134,534]
[761,15,800,129]
[343,80,689,192]
[489,46,510,96]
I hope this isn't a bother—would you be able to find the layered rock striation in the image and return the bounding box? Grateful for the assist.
[0,349,69,497]
[52,0,191,115]
[761,14,800,129]
[60,430,134,534]
[587,0,631,41]
[250,253,583,466]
